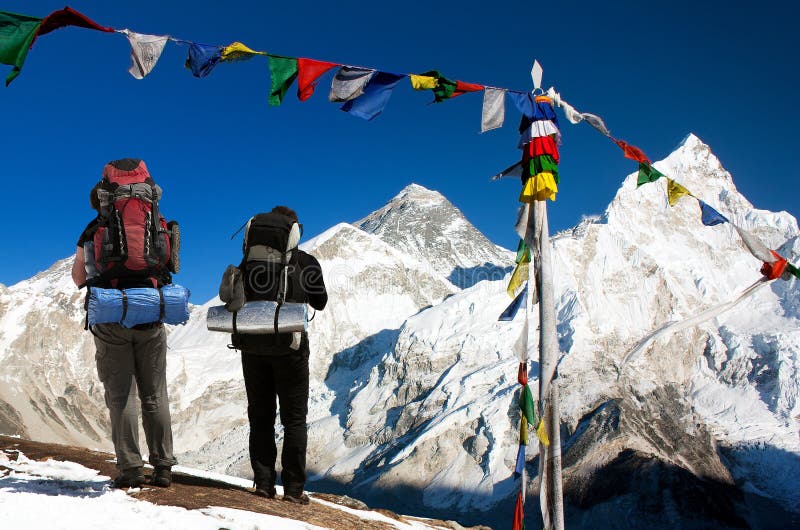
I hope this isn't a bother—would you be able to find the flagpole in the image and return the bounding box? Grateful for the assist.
[525,60,564,530]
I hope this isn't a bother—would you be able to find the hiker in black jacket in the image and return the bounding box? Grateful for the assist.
[221,205,327,505]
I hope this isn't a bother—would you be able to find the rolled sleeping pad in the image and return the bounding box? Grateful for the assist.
[87,284,191,328]
[206,301,307,334]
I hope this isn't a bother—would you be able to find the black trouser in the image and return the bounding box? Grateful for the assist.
[240,336,309,496]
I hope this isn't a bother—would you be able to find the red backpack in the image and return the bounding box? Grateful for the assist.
[91,159,176,287]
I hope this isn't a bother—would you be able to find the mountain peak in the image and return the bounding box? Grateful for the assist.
[355,184,512,288]
[390,183,447,206]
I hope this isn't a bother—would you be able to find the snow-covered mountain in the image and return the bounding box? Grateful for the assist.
[355,183,514,288]
[1,134,798,528]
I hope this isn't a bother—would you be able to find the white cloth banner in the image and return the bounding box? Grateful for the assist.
[481,88,506,133]
[121,29,168,80]
[328,66,375,102]
[518,120,561,149]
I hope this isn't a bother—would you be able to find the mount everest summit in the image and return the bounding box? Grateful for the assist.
[0,134,798,528]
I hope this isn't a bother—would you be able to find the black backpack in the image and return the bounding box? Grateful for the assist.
[239,212,305,304]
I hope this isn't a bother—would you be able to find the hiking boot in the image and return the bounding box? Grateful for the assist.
[253,481,276,499]
[151,466,172,488]
[282,492,310,505]
[113,467,145,488]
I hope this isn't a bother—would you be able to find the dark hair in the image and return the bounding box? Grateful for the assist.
[271,205,298,222]
[90,182,102,211]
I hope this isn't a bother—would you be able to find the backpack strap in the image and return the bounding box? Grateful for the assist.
[158,287,165,321]
[120,289,129,325]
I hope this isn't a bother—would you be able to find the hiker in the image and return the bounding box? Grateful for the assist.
[71,158,178,489]
[220,206,327,504]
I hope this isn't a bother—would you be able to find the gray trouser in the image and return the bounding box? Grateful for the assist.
[93,323,177,471]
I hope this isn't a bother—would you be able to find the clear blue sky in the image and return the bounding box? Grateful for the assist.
[2,0,797,302]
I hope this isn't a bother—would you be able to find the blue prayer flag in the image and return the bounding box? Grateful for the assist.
[514,444,526,478]
[699,200,729,226]
[186,43,222,78]
[340,72,405,121]
[508,92,559,127]
[499,285,526,321]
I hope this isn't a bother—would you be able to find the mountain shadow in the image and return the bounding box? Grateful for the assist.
[448,263,514,290]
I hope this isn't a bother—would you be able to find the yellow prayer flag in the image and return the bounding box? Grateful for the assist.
[667,178,693,207]
[520,416,529,446]
[410,74,438,90]
[519,172,558,203]
[536,419,550,446]
[221,41,266,62]
[506,255,530,297]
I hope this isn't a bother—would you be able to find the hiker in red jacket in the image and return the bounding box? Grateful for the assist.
[71,158,177,489]
[220,206,328,504]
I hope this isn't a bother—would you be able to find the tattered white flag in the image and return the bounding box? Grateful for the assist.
[121,29,168,80]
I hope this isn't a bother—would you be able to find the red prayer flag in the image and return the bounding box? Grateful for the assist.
[453,80,484,97]
[35,7,113,41]
[614,139,650,164]
[760,250,788,280]
[512,491,525,530]
[517,362,528,386]
[528,135,559,163]
[297,58,339,101]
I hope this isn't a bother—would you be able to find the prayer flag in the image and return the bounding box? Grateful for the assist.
[328,66,375,102]
[37,7,113,38]
[454,80,483,95]
[499,286,526,321]
[516,240,530,264]
[761,250,788,280]
[481,88,505,132]
[268,55,299,106]
[734,224,776,263]
[221,41,265,61]
[512,491,525,530]
[536,419,550,446]
[0,11,41,86]
[507,255,530,297]
[514,444,526,478]
[519,384,537,426]
[582,112,611,136]
[528,136,559,163]
[699,200,729,226]
[786,263,800,280]
[417,70,480,102]
[519,173,558,203]
[185,43,222,78]
[614,139,650,164]
[514,316,530,362]
[530,155,559,184]
[297,58,338,101]
[340,71,405,121]
[121,30,168,80]
[509,92,559,124]
[520,416,529,446]
[490,160,522,181]
[517,362,528,386]
[667,179,692,206]
[421,70,456,102]
[637,163,665,187]
[410,74,437,90]
[518,120,560,148]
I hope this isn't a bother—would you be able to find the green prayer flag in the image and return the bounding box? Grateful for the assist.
[637,162,665,187]
[786,263,800,280]
[421,70,457,102]
[515,240,530,264]
[268,55,298,106]
[0,11,43,86]
[530,155,560,184]
[519,384,537,426]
